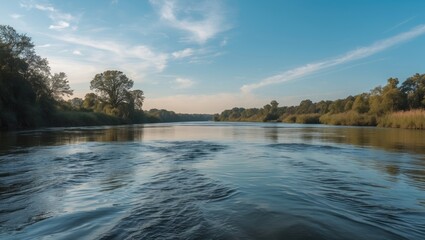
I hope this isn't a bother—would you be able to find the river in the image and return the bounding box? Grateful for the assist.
[0,122,424,239]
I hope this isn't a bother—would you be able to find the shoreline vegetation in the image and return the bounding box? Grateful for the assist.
[214,74,425,129]
[2,25,424,130]
[0,25,211,130]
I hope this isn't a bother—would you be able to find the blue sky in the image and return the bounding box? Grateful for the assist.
[1,0,425,113]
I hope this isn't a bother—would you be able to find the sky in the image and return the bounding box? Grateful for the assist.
[1,0,425,113]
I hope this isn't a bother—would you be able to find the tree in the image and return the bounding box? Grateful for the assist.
[83,93,99,109]
[0,25,51,101]
[296,99,315,114]
[400,73,425,109]
[130,89,145,110]
[381,78,402,112]
[48,72,73,101]
[90,70,134,108]
[352,94,369,113]
[68,97,83,109]
[0,25,54,128]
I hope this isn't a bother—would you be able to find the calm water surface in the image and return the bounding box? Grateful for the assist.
[0,122,424,239]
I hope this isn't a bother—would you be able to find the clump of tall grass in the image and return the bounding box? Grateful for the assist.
[319,111,377,126]
[282,114,321,124]
[378,110,425,129]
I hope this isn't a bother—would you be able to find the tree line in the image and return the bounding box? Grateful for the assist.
[0,25,210,130]
[215,74,425,129]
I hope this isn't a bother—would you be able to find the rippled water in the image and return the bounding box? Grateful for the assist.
[1,122,424,239]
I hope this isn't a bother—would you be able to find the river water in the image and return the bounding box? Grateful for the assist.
[0,122,424,239]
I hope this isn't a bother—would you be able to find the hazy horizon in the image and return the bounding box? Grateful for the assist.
[1,0,425,113]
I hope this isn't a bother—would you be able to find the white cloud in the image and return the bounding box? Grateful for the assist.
[53,35,169,72]
[35,4,55,12]
[49,20,70,30]
[151,0,230,44]
[172,48,194,59]
[72,50,82,55]
[10,14,23,19]
[21,3,76,31]
[175,78,195,89]
[384,16,415,33]
[241,24,425,93]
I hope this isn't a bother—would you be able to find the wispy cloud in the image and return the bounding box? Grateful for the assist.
[53,34,169,72]
[49,20,70,30]
[175,77,195,89]
[37,43,51,48]
[384,16,415,33]
[241,24,425,93]
[172,48,194,59]
[72,50,82,56]
[34,4,55,12]
[150,0,230,44]
[21,2,77,31]
[10,14,23,19]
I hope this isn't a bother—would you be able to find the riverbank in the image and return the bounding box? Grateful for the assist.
[216,110,425,130]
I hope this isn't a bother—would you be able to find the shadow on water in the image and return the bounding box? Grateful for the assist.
[0,125,144,155]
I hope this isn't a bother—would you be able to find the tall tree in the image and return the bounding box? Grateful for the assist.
[400,73,425,109]
[381,78,403,112]
[90,70,134,108]
[130,89,145,110]
[47,72,73,101]
[352,94,369,113]
[0,25,50,101]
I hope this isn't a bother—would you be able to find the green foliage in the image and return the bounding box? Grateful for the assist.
[400,73,425,109]
[145,109,212,122]
[47,72,73,101]
[90,70,134,108]
[0,25,51,128]
[352,94,369,113]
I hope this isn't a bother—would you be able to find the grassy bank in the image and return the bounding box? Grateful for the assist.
[378,110,425,129]
[320,111,377,126]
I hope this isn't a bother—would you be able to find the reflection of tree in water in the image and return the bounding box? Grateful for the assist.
[0,126,145,153]
[265,126,279,143]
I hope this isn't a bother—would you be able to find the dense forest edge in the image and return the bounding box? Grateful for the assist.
[0,25,211,130]
[215,76,425,129]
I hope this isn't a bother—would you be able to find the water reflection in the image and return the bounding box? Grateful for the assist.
[299,126,425,154]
